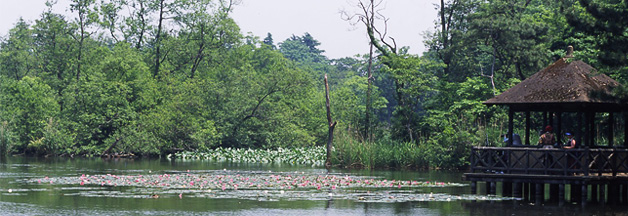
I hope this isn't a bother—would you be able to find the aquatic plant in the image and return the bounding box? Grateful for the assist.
[26,171,490,203]
[171,147,326,167]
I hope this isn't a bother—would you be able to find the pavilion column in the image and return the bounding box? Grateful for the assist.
[589,112,595,146]
[557,112,563,143]
[549,112,554,128]
[525,111,531,145]
[577,112,583,148]
[584,112,591,147]
[624,112,628,147]
[508,107,514,146]
[608,112,614,147]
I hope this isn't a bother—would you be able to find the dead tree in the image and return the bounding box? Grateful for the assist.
[325,74,337,169]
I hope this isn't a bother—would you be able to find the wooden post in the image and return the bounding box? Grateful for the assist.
[529,183,538,202]
[582,184,588,206]
[589,112,595,147]
[550,184,559,202]
[573,184,582,203]
[608,112,614,147]
[513,182,522,198]
[557,112,562,143]
[508,108,514,146]
[490,181,496,195]
[503,182,512,197]
[535,183,543,205]
[600,184,606,205]
[471,181,477,194]
[591,184,598,203]
[559,184,565,205]
[624,112,628,147]
[525,111,531,145]
[324,74,337,169]
[609,183,618,205]
[584,112,590,147]
[577,112,583,148]
[523,183,529,200]
[623,183,628,204]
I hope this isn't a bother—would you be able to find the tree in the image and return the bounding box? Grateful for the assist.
[0,76,59,153]
[279,33,328,64]
[344,0,440,142]
[168,0,241,78]
[32,7,75,101]
[263,32,276,49]
[426,0,480,80]
[0,19,35,80]
[70,0,98,82]
[566,0,628,68]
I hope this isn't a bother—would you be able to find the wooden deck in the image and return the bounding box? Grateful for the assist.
[463,147,628,205]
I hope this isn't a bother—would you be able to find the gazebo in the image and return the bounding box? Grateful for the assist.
[463,47,628,205]
[484,46,627,148]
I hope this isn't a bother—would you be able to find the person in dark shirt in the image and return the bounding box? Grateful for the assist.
[563,132,576,149]
[538,125,556,148]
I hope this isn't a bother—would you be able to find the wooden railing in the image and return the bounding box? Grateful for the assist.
[470,147,628,176]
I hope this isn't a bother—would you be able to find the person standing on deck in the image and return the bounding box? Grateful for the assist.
[539,125,556,148]
[563,132,576,149]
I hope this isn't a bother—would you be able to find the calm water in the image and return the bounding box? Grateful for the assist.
[0,156,626,215]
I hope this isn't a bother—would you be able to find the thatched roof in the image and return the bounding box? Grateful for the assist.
[484,58,625,112]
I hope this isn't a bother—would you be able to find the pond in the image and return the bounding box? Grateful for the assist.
[0,156,626,215]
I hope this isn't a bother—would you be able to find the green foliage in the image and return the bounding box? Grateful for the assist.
[0,76,59,153]
[26,118,74,156]
[279,33,328,65]
[566,0,628,67]
[3,0,626,171]
[0,19,35,80]
[0,121,15,155]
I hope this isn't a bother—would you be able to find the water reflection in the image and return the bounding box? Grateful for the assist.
[0,156,626,215]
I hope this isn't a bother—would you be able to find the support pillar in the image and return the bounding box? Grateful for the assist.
[502,182,512,197]
[508,108,514,146]
[624,112,628,147]
[523,183,529,200]
[559,184,565,205]
[550,184,559,202]
[609,183,618,205]
[471,181,477,194]
[490,181,497,195]
[525,111,531,145]
[535,183,544,205]
[513,183,522,198]
[530,183,537,202]
[573,184,582,203]
[591,184,598,203]
[609,112,614,147]
[582,184,588,207]
[623,183,628,203]
[557,112,562,143]
[600,184,606,205]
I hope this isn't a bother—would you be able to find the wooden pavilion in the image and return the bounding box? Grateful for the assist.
[463,46,628,205]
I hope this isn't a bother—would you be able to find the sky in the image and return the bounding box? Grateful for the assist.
[0,0,440,59]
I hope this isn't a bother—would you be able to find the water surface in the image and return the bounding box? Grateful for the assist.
[0,156,625,215]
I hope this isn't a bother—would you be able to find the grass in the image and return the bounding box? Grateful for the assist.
[331,133,429,169]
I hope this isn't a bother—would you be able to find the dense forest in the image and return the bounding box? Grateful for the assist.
[0,0,626,168]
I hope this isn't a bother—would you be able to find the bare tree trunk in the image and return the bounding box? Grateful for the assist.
[365,42,373,141]
[325,74,337,170]
[154,0,165,78]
